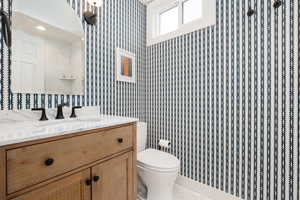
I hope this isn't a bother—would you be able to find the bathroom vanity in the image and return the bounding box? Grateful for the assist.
[1,0,139,199]
[0,110,138,200]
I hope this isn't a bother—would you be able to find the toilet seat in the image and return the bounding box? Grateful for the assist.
[137,149,180,172]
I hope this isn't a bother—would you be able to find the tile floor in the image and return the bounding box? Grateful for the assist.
[173,184,211,200]
[138,184,211,200]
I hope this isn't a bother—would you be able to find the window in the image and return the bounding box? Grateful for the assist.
[183,0,202,24]
[147,0,216,45]
[160,6,179,35]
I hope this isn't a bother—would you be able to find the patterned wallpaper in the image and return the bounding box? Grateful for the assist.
[1,0,299,200]
[146,0,299,200]
[0,0,147,121]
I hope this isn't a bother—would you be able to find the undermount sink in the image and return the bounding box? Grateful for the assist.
[77,117,102,122]
[35,119,81,127]
[34,117,102,127]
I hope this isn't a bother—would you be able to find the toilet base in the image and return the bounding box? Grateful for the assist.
[147,183,174,200]
[137,149,180,200]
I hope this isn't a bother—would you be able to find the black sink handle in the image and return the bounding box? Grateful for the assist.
[32,108,48,121]
[70,106,82,118]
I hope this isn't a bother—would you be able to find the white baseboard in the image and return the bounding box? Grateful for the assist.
[175,176,242,200]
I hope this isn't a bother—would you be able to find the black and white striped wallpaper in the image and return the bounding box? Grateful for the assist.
[146,0,299,200]
[1,0,299,199]
[0,0,147,121]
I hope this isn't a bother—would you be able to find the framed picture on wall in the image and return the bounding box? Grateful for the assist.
[115,48,136,83]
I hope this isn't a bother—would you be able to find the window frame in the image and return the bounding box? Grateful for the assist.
[182,0,202,24]
[147,0,216,46]
[158,4,180,35]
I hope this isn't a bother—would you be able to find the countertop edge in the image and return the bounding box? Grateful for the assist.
[0,120,138,148]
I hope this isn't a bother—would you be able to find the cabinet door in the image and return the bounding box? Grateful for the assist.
[12,169,91,200]
[92,152,133,200]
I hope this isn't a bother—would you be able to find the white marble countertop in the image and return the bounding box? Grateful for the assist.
[0,107,138,147]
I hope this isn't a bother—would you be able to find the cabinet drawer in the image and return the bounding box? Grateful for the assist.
[6,125,133,194]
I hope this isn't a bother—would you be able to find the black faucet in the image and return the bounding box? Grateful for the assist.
[32,108,48,121]
[56,103,69,120]
[70,106,82,118]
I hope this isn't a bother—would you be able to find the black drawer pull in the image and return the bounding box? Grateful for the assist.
[45,158,54,166]
[93,176,100,182]
[117,138,123,143]
[85,179,92,186]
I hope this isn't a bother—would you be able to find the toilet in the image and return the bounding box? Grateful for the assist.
[137,122,180,200]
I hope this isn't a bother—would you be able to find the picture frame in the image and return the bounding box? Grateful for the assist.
[115,48,136,83]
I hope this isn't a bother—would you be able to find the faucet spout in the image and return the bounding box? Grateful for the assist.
[56,103,69,120]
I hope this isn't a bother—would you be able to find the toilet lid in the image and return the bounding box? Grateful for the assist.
[137,149,180,171]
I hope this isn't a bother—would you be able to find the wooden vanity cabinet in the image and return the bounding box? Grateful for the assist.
[11,169,91,200]
[0,123,137,200]
[92,152,133,200]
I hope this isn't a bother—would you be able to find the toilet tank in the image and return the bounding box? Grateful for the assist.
[137,122,147,152]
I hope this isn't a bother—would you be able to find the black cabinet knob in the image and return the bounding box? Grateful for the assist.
[93,176,100,182]
[45,158,54,166]
[118,138,123,143]
[85,179,92,186]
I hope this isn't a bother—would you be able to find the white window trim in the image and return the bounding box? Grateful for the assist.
[158,4,179,35]
[182,0,202,24]
[147,0,216,46]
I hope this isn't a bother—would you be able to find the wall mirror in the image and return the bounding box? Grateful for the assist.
[11,0,85,95]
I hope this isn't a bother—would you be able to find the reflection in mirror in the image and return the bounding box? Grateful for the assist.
[12,0,85,95]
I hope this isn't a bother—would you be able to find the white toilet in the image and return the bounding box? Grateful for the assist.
[137,122,180,200]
